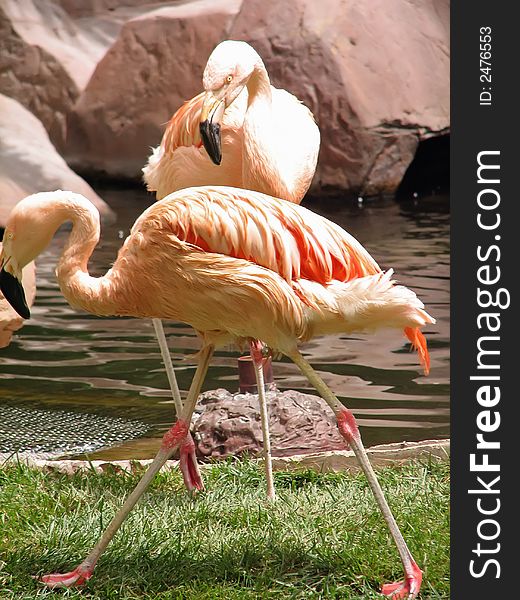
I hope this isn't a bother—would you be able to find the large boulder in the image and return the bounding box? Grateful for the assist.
[65,0,243,178]
[230,0,450,195]
[0,94,113,224]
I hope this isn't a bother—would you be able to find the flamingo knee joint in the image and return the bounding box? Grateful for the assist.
[161,419,189,450]
[337,408,360,444]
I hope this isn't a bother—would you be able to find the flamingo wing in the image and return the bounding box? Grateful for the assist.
[138,186,381,285]
[143,92,246,198]
[132,186,430,374]
[161,92,205,154]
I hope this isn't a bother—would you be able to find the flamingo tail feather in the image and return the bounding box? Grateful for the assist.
[404,327,430,375]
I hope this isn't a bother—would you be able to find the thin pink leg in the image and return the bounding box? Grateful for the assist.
[38,345,215,588]
[337,410,423,598]
[152,318,204,492]
[249,339,275,500]
[289,349,423,599]
[39,419,190,588]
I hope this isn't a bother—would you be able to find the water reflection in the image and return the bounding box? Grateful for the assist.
[0,188,449,459]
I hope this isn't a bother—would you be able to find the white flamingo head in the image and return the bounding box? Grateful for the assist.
[199,41,263,165]
[203,40,261,99]
[0,191,96,319]
[2,196,48,269]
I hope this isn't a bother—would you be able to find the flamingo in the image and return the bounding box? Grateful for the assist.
[142,40,320,203]
[143,40,321,496]
[0,188,432,598]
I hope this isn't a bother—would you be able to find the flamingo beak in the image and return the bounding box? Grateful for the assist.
[0,252,30,319]
[199,92,225,166]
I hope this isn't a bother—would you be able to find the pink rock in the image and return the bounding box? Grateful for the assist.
[0,0,162,148]
[57,0,175,19]
[0,1,78,148]
[0,94,114,224]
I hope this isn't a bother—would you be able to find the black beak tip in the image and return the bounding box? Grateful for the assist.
[199,120,222,166]
[0,268,31,320]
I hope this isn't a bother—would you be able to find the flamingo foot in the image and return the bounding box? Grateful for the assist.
[381,562,423,599]
[38,564,93,588]
[179,433,204,492]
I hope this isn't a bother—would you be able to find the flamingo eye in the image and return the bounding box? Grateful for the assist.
[226,75,233,83]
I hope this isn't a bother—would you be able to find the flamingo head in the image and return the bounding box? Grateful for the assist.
[0,193,64,319]
[200,40,261,165]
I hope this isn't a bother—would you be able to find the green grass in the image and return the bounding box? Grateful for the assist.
[0,457,449,599]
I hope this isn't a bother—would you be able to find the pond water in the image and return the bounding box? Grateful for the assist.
[0,187,449,460]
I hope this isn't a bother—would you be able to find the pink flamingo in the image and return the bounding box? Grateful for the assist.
[0,188,432,598]
[143,40,321,497]
[142,40,320,202]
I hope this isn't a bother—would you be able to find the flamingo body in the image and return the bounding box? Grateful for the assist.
[143,91,244,198]
[1,188,432,370]
[142,41,320,204]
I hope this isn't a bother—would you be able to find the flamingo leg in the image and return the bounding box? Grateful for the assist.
[249,340,276,500]
[287,349,422,600]
[152,318,203,492]
[38,344,215,589]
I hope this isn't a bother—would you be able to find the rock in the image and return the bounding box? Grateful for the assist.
[0,250,36,349]
[192,388,348,458]
[0,0,161,148]
[0,1,78,148]
[57,0,176,19]
[0,94,114,224]
[271,439,450,473]
[229,0,449,195]
[65,0,243,179]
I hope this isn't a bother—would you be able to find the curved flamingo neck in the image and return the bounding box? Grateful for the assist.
[53,195,115,316]
[246,62,272,106]
[243,64,295,201]
[57,200,99,276]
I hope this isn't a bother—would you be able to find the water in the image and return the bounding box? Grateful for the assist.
[0,187,449,460]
